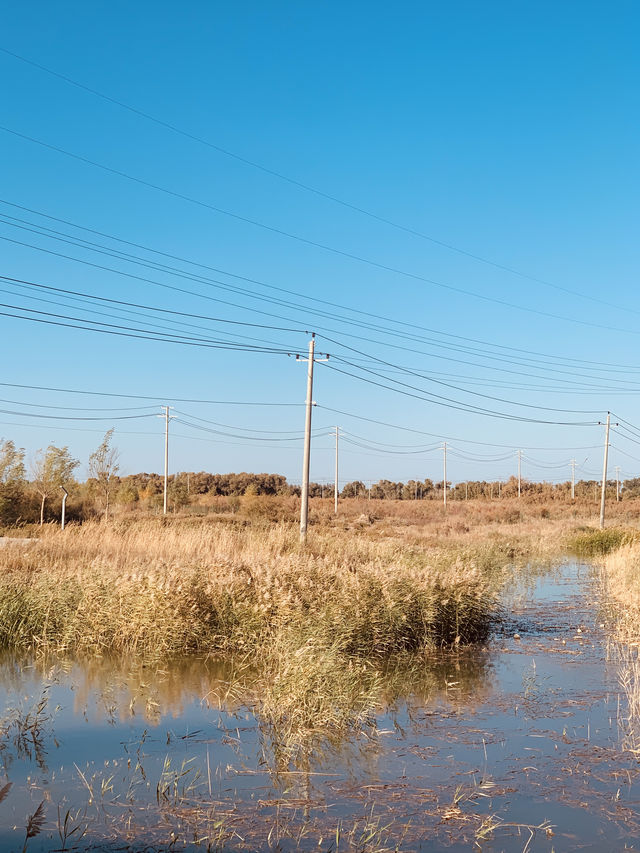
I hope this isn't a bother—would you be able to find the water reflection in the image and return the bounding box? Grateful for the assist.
[0,646,493,850]
[3,562,628,852]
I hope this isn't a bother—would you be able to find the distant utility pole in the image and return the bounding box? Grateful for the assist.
[517,450,522,498]
[570,459,576,501]
[333,426,340,515]
[615,465,621,502]
[443,442,447,510]
[298,335,328,542]
[465,481,468,501]
[159,405,174,515]
[599,413,611,530]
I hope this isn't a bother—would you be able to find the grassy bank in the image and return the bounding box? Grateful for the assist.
[0,511,568,660]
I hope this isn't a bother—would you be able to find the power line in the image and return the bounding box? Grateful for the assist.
[0,301,306,354]
[3,220,639,387]
[318,359,600,425]
[0,274,306,334]
[173,417,330,443]
[2,45,634,322]
[0,397,156,412]
[4,200,639,372]
[3,125,639,337]
[0,408,155,422]
[318,404,603,449]
[321,338,602,416]
[0,380,304,406]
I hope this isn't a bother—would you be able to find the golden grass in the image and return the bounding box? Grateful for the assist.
[601,542,640,642]
[0,516,517,658]
[0,501,617,662]
[599,541,640,754]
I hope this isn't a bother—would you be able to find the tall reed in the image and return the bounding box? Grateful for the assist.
[0,519,511,658]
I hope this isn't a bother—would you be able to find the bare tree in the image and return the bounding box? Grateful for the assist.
[31,445,79,525]
[88,429,120,519]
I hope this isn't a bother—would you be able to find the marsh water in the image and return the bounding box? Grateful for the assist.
[2,560,640,851]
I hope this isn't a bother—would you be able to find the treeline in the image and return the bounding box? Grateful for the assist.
[1,435,637,527]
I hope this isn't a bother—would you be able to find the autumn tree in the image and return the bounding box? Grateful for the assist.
[88,429,120,519]
[31,445,79,525]
[0,438,26,524]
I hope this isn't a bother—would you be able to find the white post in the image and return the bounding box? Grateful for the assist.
[517,450,522,498]
[570,459,576,501]
[615,465,621,502]
[60,486,68,530]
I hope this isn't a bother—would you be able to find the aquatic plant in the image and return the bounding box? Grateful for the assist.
[566,526,636,557]
[0,519,512,659]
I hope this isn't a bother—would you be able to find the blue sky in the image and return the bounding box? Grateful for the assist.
[1,1,639,487]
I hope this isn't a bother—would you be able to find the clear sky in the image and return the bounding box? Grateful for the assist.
[1,1,639,487]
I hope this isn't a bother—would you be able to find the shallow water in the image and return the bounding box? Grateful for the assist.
[1,560,639,851]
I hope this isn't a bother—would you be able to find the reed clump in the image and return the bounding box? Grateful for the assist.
[0,519,511,659]
[566,526,637,557]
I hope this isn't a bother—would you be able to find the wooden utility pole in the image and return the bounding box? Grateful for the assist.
[570,459,576,501]
[443,442,447,510]
[333,426,339,515]
[599,413,611,530]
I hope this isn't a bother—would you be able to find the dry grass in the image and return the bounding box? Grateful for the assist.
[0,516,515,659]
[0,501,619,663]
[601,542,640,642]
[599,541,640,754]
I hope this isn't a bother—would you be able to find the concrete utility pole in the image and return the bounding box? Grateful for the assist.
[443,442,447,510]
[298,335,328,542]
[599,413,611,530]
[159,405,174,515]
[615,465,621,502]
[517,450,522,498]
[333,426,339,515]
[570,459,576,501]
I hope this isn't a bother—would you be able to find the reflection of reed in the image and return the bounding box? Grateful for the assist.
[0,644,494,744]
[610,641,640,754]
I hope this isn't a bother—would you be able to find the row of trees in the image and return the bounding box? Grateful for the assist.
[0,431,636,526]
[0,431,120,526]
